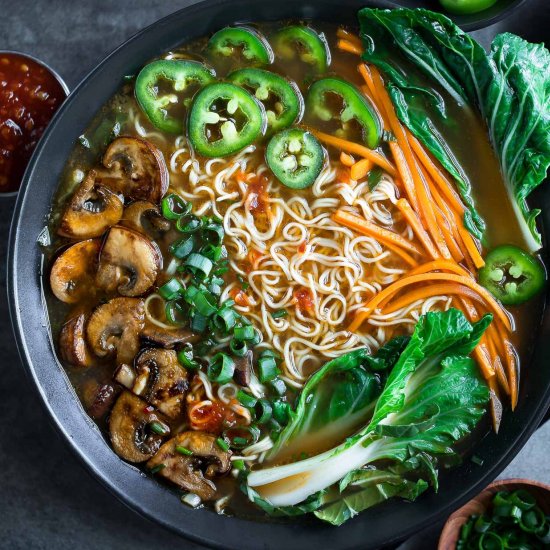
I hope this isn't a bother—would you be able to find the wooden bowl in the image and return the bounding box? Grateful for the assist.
[438,478,550,549]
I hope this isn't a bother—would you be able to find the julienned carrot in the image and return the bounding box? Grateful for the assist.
[488,376,503,433]
[407,258,471,278]
[378,240,419,268]
[493,356,511,396]
[358,64,391,131]
[340,151,355,167]
[348,272,513,332]
[504,339,518,410]
[333,209,421,255]
[457,224,485,269]
[384,283,481,313]
[473,345,497,380]
[434,204,464,263]
[311,129,397,176]
[337,28,362,49]
[389,142,419,212]
[337,39,362,55]
[396,198,439,260]
[407,129,465,216]
[350,158,372,181]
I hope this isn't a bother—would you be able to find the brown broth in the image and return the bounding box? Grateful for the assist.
[43,20,545,519]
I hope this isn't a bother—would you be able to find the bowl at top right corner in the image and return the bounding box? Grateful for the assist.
[438,478,550,549]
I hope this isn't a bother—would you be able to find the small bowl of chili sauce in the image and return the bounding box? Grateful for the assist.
[0,51,69,196]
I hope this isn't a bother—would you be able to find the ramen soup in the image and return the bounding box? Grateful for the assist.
[45,11,549,526]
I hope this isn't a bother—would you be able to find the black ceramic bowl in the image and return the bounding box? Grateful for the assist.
[7,1,550,549]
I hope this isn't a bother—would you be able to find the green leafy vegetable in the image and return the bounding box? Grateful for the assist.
[246,309,491,525]
[358,8,550,250]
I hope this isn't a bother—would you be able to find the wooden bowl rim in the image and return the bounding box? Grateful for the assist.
[438,478,550,549]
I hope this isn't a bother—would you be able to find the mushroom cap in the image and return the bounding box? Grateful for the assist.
[102,137,169,203]
[96,226,160,297]
[120,200,170,239]
[146,431,232,500]
[50,239,101,303]
[58,170,123,239]
[109,391,169,463]
[86,297,145,365]
[233,349,253,387]
[140,322,199,349]
[59,311,95,368]
[131,349,188,419]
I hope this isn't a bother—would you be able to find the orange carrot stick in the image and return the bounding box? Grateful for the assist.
[337,28,362,49]
[311,129,397,176]
[503,339,519,410]
[337,39,362,55]
[396,198,439,260]
[333,209,421,255]
[350,158,373,181]
[340,151,355,167]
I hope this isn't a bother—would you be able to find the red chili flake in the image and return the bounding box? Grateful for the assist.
[246,174,270,214]
[294,287,314,313]
[0,54,66,193]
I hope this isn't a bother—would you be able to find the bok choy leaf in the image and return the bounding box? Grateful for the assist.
[358,8,550,250]
[246,309,491,524]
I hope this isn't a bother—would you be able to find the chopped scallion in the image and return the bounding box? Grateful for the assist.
[175,445,193,456]
[216,437,230,452]
[237,390,257,409]
[258,355,279,383]
[185,253,213,280]
[207,353,235,383]
[161,194,190,220]
[158,278,184,300]
[271,309,288,319]
[149,421,169,436]
[170,235,195,259]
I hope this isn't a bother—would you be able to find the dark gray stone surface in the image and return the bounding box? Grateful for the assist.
[0,1,548,549]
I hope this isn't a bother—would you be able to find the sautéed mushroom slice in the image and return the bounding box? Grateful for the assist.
[233,349,253,386]
[96,226,160,297]
[58,169,123,239]
[140,322,199,349]
[147,431,231,501]
[109,391,170,463]
[114,349,188,419]
[86,297,145,365]
[50,239,101,303]
[101,136,169,203]
[59,311,95,368]
[81,380,120,420]
[120,200,170,239]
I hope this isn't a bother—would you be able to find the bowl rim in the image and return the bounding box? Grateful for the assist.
[6,1,550,549]
[0,49,69,198]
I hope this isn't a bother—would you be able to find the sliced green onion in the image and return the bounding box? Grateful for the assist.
[207,353,235,383]
[271,309,288,319]
[233,459,246,471]
[234,325,256,342]
[260,348,281,360]
[237,389,257,408]
[185,253,213,279]
[478,532,503,549]
[272,399,291,425]
[190,311,208,333]
[187,288,217,317]
[208,276,224,297]
[165,301,187,326]
[249,327,262,346]
[223,425,260,449]
[267,417,282,439]
[150,463,166,474]
[170,235,195,259]
[216,437,230,452]
[149,421,169,435]
[161,194,190,220]
[158,278,184,300]
[520,506,545,533]
[176,214,202,233]
[230,338,248,357]
[255,399,273,424]
[258,355,279,383]
[270,377,287,396]
[203,222,224,245]
[213,306,237,333]
[177,343,200,370]
[176,445,193,456]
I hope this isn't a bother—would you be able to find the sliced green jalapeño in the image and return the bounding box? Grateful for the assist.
[188,82,266,157]
[439,0,498,15]
[227,68,303,136]
[273,26,330,74]
[306,77,381,149]
[207,27,273,69]
[479,244,546,306]
[135,60,216,134]
[266,128,324,189]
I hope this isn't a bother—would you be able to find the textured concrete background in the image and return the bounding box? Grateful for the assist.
[1,1,549,549]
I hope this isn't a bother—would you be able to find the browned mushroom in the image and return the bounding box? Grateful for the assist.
[95,226,160,297]
[233,350,253,387]
[86,297,145,365]
[101,137,168,203]
[50,239,100,303]
[114,349,188,419]
[146,431,231,500]
[109,391,170,463]
[120,201,170,239]
[81,380,120,420]
[140,322,199,349]
[58,170,124,239]
[59,312,95,367]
